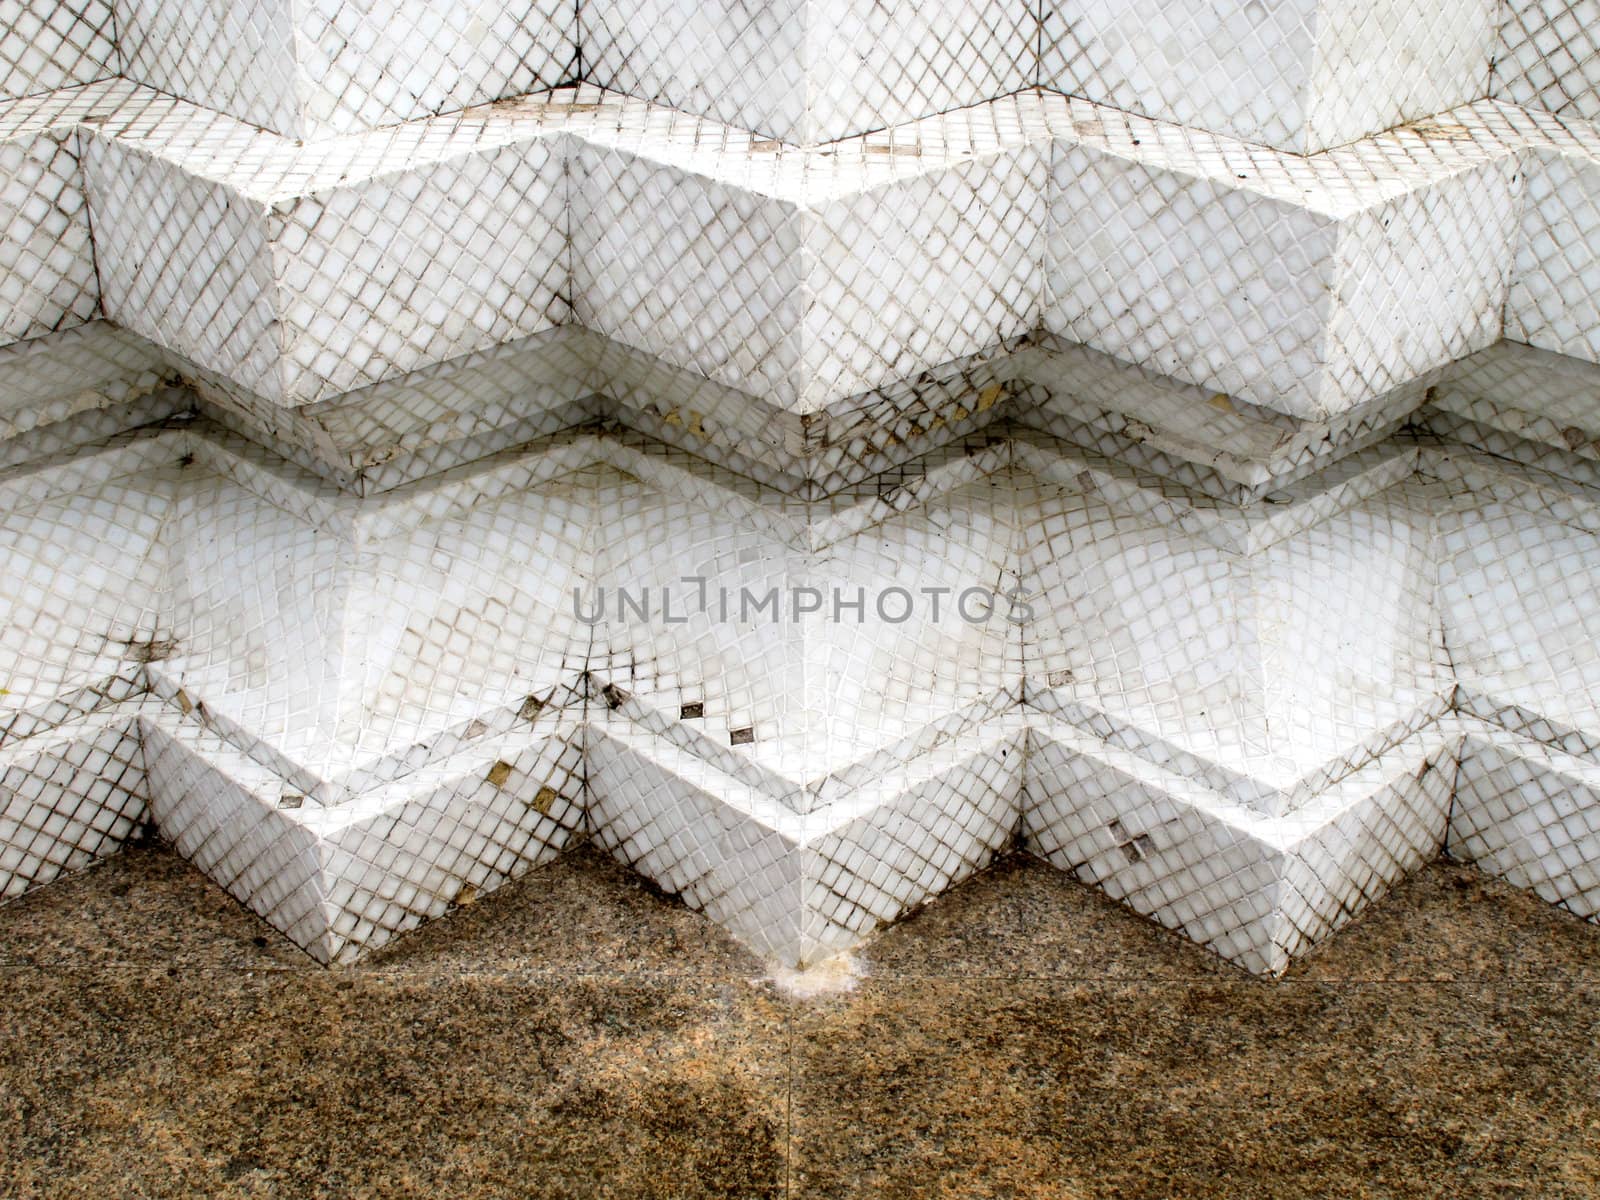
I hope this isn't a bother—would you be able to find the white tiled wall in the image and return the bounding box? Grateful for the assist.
[584,0,1033,144]
[112,0,577,139]
[1493,0,1600,126]
[1,0,119,102]
[1042,0,1497,153]
[3,1,1600,977]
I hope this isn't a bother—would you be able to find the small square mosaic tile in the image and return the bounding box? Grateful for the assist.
[2,2,1600,975]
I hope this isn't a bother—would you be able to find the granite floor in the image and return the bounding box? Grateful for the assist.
[1,839,1598,1199]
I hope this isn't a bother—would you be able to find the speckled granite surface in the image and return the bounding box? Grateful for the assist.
[2,841,1598,1198]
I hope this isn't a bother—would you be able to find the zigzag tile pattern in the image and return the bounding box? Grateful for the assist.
[4,81,1600,423]
[4,341,1600,974]
[3,3,1600,975]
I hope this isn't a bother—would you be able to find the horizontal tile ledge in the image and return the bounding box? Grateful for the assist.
[6,81,1597,209]
[11,323,1600,505]
[5,81,1594,421]
[6,696,1587,976]
[3,418,1598,819]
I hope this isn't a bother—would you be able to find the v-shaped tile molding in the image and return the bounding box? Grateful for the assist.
[4,80,1599,422]
[4,357,1600,975]
[6,0,1600,975]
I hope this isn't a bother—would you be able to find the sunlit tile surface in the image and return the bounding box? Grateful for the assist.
[3,3,1600,975]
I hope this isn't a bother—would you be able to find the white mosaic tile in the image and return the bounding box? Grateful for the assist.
[570,141,808,410]
[3,80,1597,431]
[592,330,1024,499]
[1044,135,1521,420]
[1436,484,1600,755]
[176,270,1024,500]
[1022,336,1427,501]
[1508,146,1600,366]
[801,145,1044,407]
[152,452,591,795]
[586,720,805,961]
[1424,339,1600,470]
[0,710,146,899]
[113,0,298,137]
[0,121,97,346]
[272,136,571,402]
[1493,0,1600,126]
[7,7,1600,972]
[134,686,591,964]
[1024,716,1454,976]
[588,711,1024,967]
[0,389,185,474]
[140,705,335,956]
[0,462,173,716]
[1021,468,1448,814]
[83,121,571,406]
[0,319,175,441]
[1450,720,1600,921]
[308,719,587,962]
[113,0,577,139]
[583,0,1033,145]
[0,0,118,102]
[801,728,1024,959]
[0,398,1598,969]
[1041,0,1496,154]
[81,131,283,397]
[573,134,1043,413]
[183,330,598,494]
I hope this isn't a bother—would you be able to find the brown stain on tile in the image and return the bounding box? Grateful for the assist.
[1409,120,1476,142]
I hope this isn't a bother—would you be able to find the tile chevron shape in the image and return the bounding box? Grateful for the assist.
[3,1,1600,976]
[0,80,1597,419]
[3,332,1600,973]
